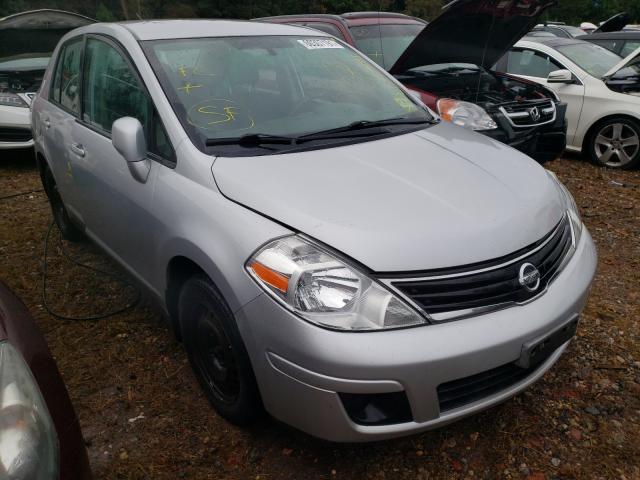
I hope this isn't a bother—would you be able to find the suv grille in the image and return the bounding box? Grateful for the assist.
[500,99,555,128]
[0,127,32,143]
[388,215,572,320]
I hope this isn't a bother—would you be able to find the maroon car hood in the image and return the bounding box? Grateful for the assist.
[390,0,556,73]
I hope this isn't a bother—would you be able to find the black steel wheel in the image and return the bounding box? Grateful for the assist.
[179,275,263,425]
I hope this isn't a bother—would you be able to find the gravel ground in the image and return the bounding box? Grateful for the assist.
[1,150,639,480]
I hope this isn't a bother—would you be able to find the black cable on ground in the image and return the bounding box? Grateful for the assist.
[42,220,140,320]
[0,189,45,201]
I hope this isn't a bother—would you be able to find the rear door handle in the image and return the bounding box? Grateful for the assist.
[70,143,85,158]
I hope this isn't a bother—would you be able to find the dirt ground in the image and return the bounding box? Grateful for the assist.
[1,150,639,480]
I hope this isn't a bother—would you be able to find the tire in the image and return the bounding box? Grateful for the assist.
[588,117,640,169]
[179,275,263,425]
[42,167,85,242]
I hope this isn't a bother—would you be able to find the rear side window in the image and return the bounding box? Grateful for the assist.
[51,38,83,114]
[82,37,174,162]
[506,49,563,78]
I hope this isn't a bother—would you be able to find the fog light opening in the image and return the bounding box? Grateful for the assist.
[339,391,413,426]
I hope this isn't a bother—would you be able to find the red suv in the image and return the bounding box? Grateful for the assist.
[257,1,568,164]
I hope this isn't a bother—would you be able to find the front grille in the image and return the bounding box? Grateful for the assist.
[437,352,550,412]
[0,127,32,143]
[389,215,573,319]
[499,99,555,128]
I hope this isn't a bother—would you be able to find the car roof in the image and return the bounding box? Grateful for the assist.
[255,12,425,26]
[579,31,640,39]
[520,36,585,48]
[109,19,328,41]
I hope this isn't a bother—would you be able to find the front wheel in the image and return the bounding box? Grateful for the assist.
[589,117,640,169]
[179,275,263,425]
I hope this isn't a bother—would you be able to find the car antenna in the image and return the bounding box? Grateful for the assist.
[475,13,497,103]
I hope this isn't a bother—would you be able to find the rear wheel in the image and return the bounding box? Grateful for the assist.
[589,117,640,169]
[179,275,263,425]
[42,167,85,242]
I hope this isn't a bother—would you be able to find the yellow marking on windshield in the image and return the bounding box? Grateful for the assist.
[178,65,189,77]
[178,83,203,95]
[394,96,417,113]
[186,98,255,132]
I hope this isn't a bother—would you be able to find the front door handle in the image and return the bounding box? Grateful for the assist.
[43,118,50,129]
[70,143,85,158]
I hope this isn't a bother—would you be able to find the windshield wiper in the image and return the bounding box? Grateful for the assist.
[205,117,434,150]
[297,117,434,141]
[206,133,295,147]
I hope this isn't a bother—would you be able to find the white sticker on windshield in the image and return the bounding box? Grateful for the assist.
[297,38,343,50]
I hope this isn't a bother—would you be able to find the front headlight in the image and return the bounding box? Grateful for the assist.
[546,170,583,247]
[246,236,427,331]
[436,98,497,130]
[0,342,59,479]
[0,93,28,108]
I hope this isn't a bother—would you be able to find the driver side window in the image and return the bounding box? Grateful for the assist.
[506,49,563,78]
[82,37,174,161]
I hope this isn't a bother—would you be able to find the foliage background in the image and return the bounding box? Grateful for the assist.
[1,0,638,27]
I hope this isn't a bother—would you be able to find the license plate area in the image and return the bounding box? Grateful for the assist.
[516,316,579,369]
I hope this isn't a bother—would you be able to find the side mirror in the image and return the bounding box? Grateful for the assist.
[112,117,150,183]
[547,69,573,84]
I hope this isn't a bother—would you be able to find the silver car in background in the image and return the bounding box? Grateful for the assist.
[31,20,596,442]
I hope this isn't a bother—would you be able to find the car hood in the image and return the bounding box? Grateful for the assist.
[594,12,630,33]
[212,122,565,273]
[0,9,95,60]
[390,0,555,74]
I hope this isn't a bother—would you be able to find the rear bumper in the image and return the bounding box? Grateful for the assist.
[487,102,568,163]
[236,228,596,442]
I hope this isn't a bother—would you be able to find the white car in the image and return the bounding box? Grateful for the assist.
[495,37,640,169]
[0,9,93,150]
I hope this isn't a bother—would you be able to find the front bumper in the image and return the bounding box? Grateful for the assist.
[236,228,597,442]
[0,105,34,150]
[486,102,568,163]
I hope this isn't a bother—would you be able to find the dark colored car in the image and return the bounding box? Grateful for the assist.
[259,1,568,164]
[578,31,640,58]
[255,11,427,70]
[0,280,91,479]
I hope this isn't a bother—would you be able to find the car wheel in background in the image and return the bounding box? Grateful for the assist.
[179,275,263,425]
[589,117,640,169]
[42,167,85,241]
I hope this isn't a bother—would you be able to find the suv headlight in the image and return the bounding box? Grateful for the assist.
[437,98,497,131]
[0,93,28,108]
[546,170,583,247]
[0,342,59,479]
[247,236,427,331]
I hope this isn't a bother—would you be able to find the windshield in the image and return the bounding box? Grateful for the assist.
[0,55,50,71]
[555,42,624,77]
[143,36,430,155]
[349,23,425,70]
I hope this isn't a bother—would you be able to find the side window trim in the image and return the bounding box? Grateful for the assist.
[79,33,176,167]
[49,35,86,117]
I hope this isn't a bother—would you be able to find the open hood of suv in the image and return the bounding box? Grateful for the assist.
[594,12,630,34]
[212,123,565,273]
[390,0,555,74]
[603,44,640,79]
[0,9,95,59]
